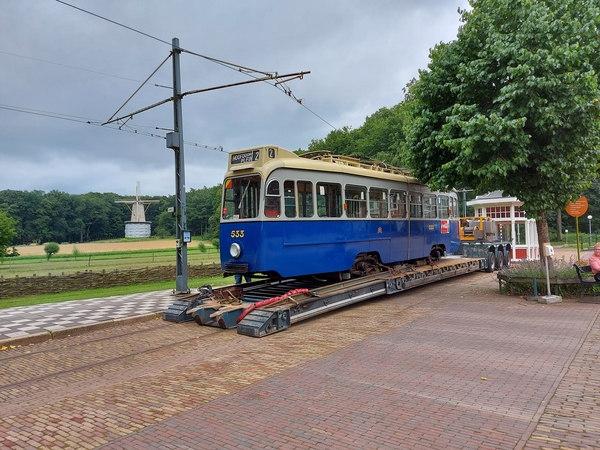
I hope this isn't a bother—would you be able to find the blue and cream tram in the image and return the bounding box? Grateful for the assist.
[220,146,461,279]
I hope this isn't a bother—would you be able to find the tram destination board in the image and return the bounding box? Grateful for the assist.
[231,150,260,165]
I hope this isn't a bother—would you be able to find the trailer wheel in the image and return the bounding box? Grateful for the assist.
[486,252,495,273]
[496,252,504,270]
[504,253,511,269]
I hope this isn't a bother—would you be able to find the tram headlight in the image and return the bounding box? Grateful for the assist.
[229,243,242,259]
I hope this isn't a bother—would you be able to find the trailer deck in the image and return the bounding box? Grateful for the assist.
[163,256,487,337]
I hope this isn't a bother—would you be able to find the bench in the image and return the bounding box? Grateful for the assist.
[572,264,600,298]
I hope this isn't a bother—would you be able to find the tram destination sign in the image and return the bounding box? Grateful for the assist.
[231,150,260,165]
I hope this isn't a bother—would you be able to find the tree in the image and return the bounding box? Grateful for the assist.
[0,210,17,260]
[187,186,220,237]
[155,211,176,237]
[308,126,358,155]
[405,0,600,250]
[307,103,413,167]
[0,190,44,244]
[207,186,223,239]
[44,242,60,261]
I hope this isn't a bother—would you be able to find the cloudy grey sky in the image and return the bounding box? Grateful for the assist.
[1,0,469,196]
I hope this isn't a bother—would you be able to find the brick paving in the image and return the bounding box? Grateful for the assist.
[1,270,599,449]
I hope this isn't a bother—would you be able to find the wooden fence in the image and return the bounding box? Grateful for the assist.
[0,263,223,299]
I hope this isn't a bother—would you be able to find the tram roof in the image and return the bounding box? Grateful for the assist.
[225,145,420,184]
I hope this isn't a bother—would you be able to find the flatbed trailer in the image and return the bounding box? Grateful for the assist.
[458,241,512,272]
[163,256,487,337]
[458,216,512,271]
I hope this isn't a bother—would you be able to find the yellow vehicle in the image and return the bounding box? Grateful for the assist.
[459,216,498,241]
[458,216,511,271]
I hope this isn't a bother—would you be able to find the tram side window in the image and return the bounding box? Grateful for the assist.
[369,188,388,218]
[438,195,449,219]
[390,190,407,218]
[222,175,261,219]
[345,185,367,218]
[317,182,342,218]
[409,192,423,218]
[284,180,296,218]
[264,179,281,218]
[423,194,437,219]
[298,181,314,218]
[450,197,458,218]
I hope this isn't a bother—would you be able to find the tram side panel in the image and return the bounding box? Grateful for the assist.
[223,218,418,279]
[221,216,461,279]
[281,220,359,277]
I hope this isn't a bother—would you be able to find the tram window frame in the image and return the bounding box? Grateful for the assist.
[423,194,437,219]
[390,190,407,218]
[284,180,296,218]
[345,185,367,218]
[222,175,261,220]
[369,188,388,218]
[264,179,281,218]
[317,182,343,218]
[409,192,423,219]
[297,180,314,218]
[437,195,450,219]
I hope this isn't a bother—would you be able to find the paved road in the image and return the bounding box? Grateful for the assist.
[0,245,585,346]
[1,270,599,449]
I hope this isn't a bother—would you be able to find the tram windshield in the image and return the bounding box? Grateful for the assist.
[222,175,261,220]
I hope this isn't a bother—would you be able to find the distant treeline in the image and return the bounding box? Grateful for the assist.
[0,186,221,245]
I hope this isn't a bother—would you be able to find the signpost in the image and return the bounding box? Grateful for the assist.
[565,196,589,262]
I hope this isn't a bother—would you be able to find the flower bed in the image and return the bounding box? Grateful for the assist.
[496,257,593,298]
[497,273,582,297]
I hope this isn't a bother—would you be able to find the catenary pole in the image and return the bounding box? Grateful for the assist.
[167,37,189,294]
[100,35,309,296]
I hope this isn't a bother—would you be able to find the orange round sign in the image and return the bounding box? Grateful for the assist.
[565,196,588,217]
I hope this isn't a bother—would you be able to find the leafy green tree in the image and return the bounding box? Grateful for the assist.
[0,210,17,260]
[0,190,44,244]
[187,186,220,237]
[43,242,60,260]
[34,190,86,243]
[308,126,359,154]
[405,0,600,247]
[155,211,176,237]
[308,103,413,167]
[77,193,118,242]
[207,186,223,239]
[0,186,224,244]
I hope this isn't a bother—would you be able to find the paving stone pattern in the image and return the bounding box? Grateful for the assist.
[0,291,174,341]
[1,272,599,449]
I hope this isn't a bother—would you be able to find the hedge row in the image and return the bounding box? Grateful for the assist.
[0,263,223,299]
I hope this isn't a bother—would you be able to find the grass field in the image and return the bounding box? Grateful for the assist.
[1,240,220,278]
[0,239,232,308]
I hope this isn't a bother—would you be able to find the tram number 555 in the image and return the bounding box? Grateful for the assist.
[230,230,245,238]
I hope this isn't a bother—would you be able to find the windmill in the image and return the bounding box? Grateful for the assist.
[115,182,159,238]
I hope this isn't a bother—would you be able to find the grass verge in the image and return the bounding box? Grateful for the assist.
[0,275,236,309]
